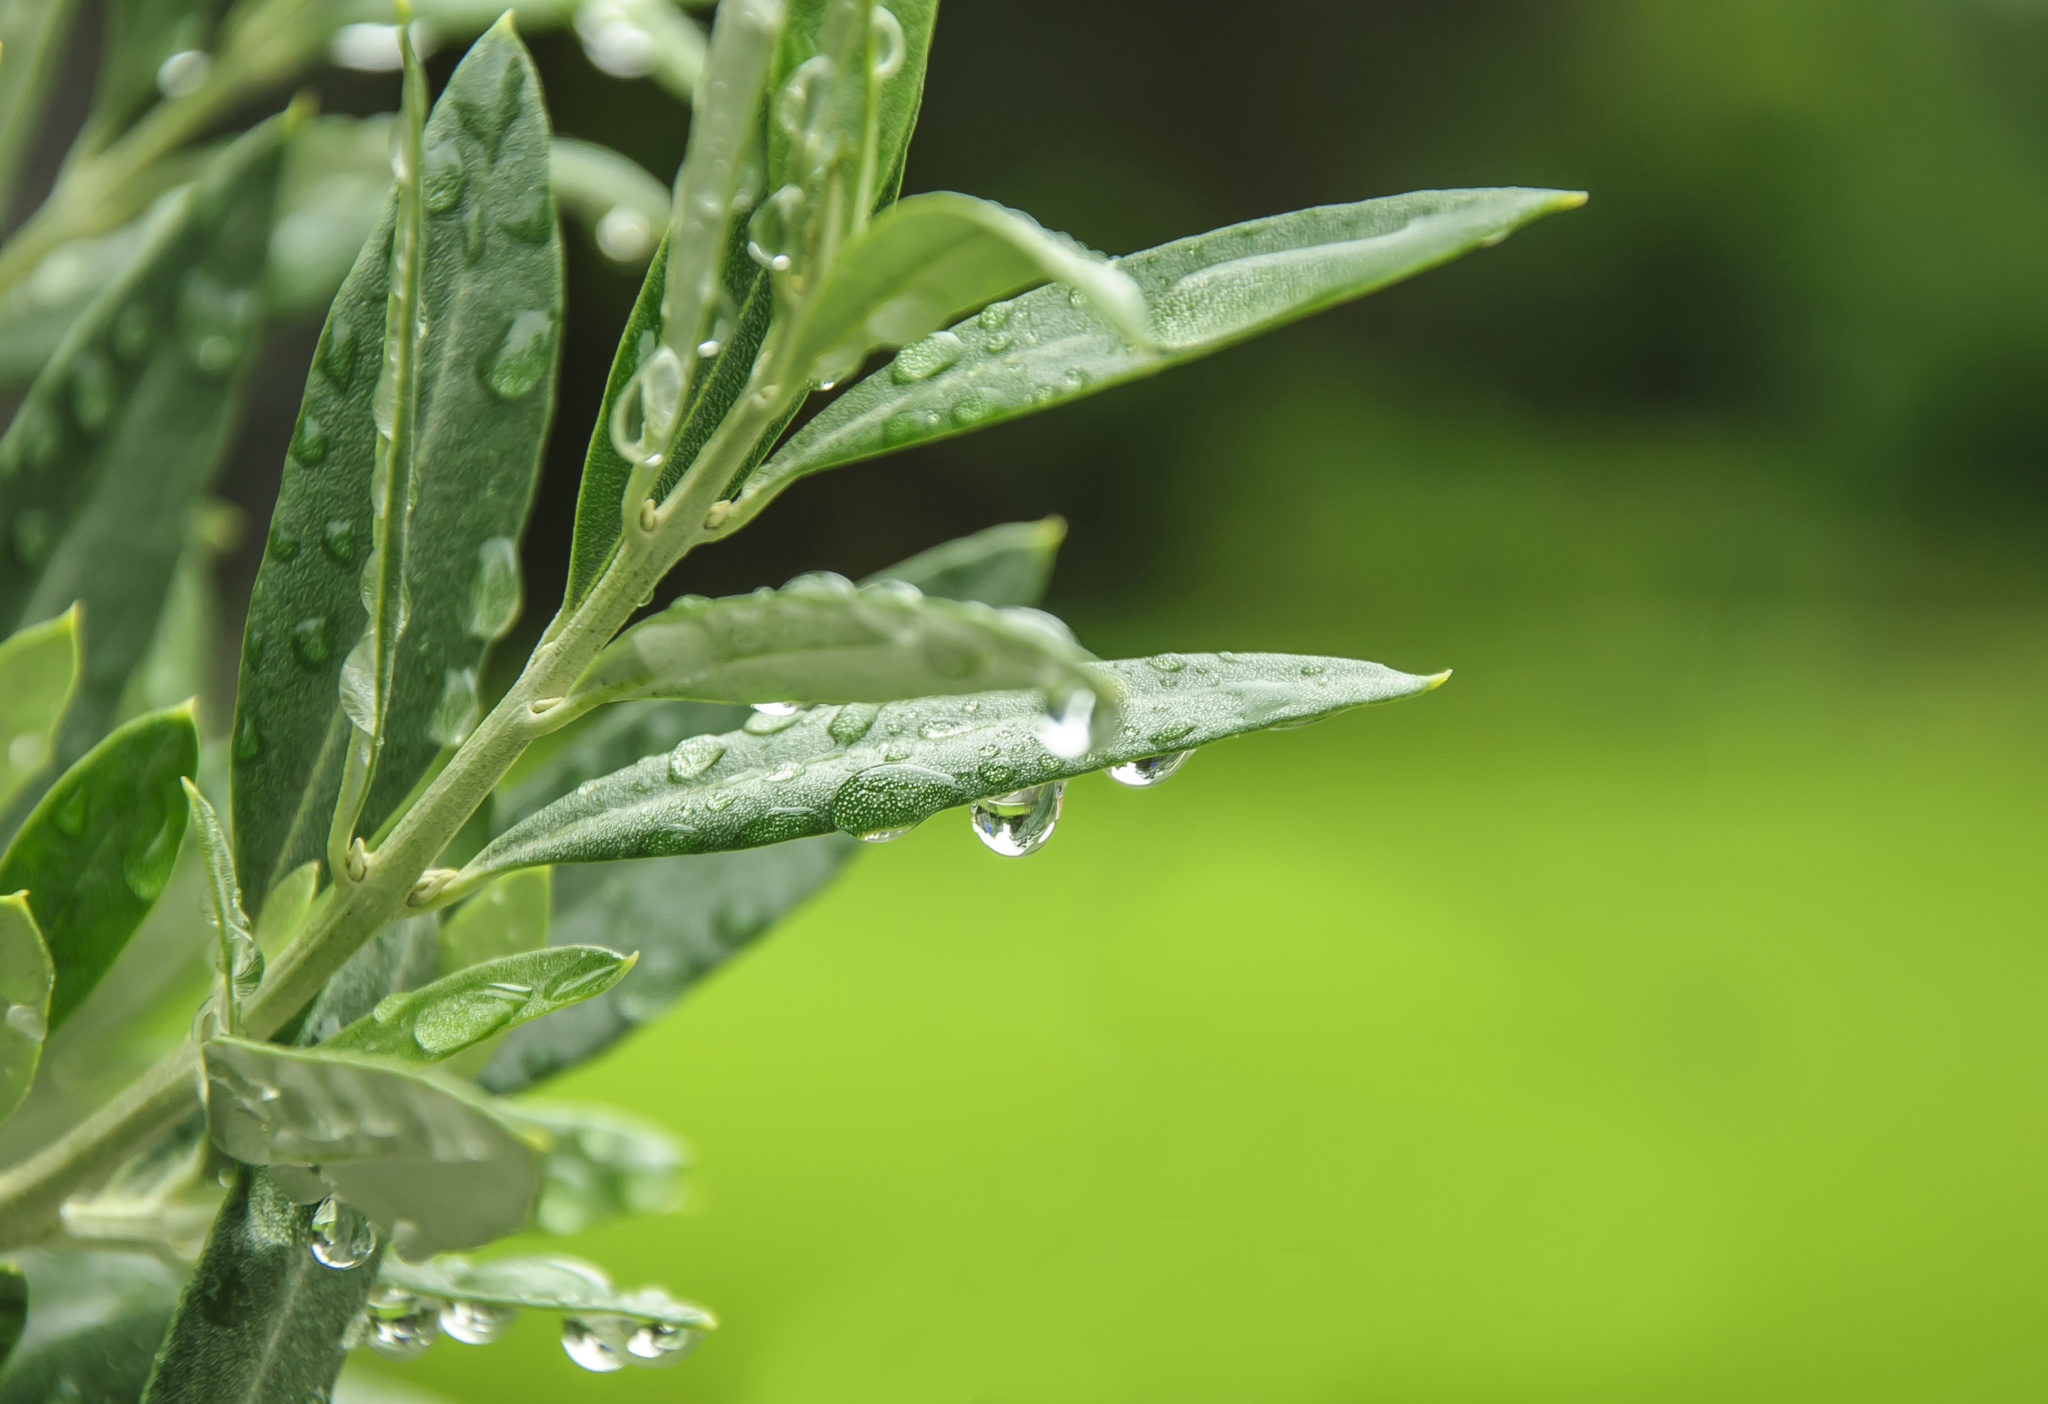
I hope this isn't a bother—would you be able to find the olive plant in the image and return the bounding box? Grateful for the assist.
[0,0,1580,1397]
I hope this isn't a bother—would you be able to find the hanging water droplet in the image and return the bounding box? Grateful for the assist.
[289,617,332,668]
[753,702,800,718]
[308,1195,377,1270]
[870,6,907,78]
[858,823,917,844]
[466,536,522,639]
[5,1003,46,1041]
[440,1298,519,1345]
[746,184,805,272]
[969,783,1064,857]
[365,1287,440,1360]
[484,309,557,399]
[595,205,655,262]
[891,330,964,383]
[668,735,726,781]
[1107,750,1192,788]
[156,50,212,98]
[1035,689,1095,759]
[626,1320,700,1366]
[562,1315,633,1372]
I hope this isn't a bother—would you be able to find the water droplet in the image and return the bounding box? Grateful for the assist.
[466,536,522,639]
[318,316,360,388]
[1035,690,1096,759]
[695,338,722,359]
[978,302,1014,331]
[595,206,654,262]
[8,732,44,772]
[176,273,256,376]
[321,518,356,563]
[753,701,799,718]
[52,785,87,836]
[827,702,879,744]
[562,1315,633,1372]
[498,188,555,244]
[365,1287,440,1359]
[10,510,51,565]
[428,668,481,747]
[422,137,468,212]
[124,812,180,901]
[484,309,557,399]
[5,1003,46,1041]
[627,1320,700,1366]
[765,762,803,784]
[774,55,837,143]
[293,413,328,465]
[829,762,963,836]
[984,332,1013,353]
[950,394,995,426]
[308,1195,376,1269]
[414,985,526,1054]
[441,1298,519,1345]
[290,617,332,668]
[892,330,964,382]
[156,50,211,98]
[70,353,115,433]
[234,712,262,763]
[265,525,298,562]
[668,735,726,781]
[610,345,686,461]
[869,6,906,79]
[1062,366,1093,389]
[1107,750,1192,788]
[746,184,805,272]
[1146,653,1187,673]
[857,824,917,843]
[969,783,1064,857]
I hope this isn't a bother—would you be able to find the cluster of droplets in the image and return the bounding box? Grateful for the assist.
[344,1281,698,1372]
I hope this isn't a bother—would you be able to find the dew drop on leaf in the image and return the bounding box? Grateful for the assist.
[827,703,879,745]
[498,188,555,245]
[466,536,522,640]
[562,1315,631,1372]
[5,1003,46,1041]
[440,1298,518,1345]
[627,1320,700,1366]
[1107,750,1192,788]
[321,518,356,563]
[52,785,88,836]
[484,309,557,399]
[969,782,1064,857]
[668,735,726,782]
[309,1194,377,1270]
[233,711,262,763]
[290,617,333,669]
[267,526,299,562]
[421,136,468,212]
[428,668,481,747]
[156,49,211,98]
[746,185,804,273]
[892,331,964,383]
[123,812,181,901]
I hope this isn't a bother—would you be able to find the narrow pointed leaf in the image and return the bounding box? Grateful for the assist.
[81,0,225,151]
[290,915,440,1048]
[562,0,941,607]
[0,893,53,1124]
[467,654,1443,874]
[792,192,1150,386]
[232,21,563,907]
[745,188,1587,498]
[377,1252,713,1328]
[181,778,261,1035]
[254,861,321,957]
[0,1249,182,1404]
[139,1168,377,1404]
[0,703,198,1030]
[0,0,82,221]
[438,866,551,969]
[571,570,1106,714]
[480,518,1068,1091]
[203,1036,543,1258]
[321,946,633,1063]
[0,608,80,817]
[0,117,289,814]
[512,1102,684,1235]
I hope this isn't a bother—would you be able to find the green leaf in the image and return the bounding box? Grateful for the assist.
[0,1249,182,1404]
[0,703,198,1031]
[0,608,79,818]
[80,0,226,151]
[231,20,563,907]
[0,1265,19,1375]
[0,115,289,813]
[511,1102,685,1235]
[793,192,1150,387]
[321,946,634,1063]
[0,893,53,1126]
[0,0,82,222]
[568,570,1107,717]
[466,653,1445,873]
[376,1251,712,1330]
[742,188,1588,501]
[292,915,440,1048]
[204,1036,543,1258]
[479,517,1069,1091]
[181,778,261,1035]
[139,1168,377,1404]
[254,861,321,958]
[560,0,941,608]
[437,866,550,971]
[54,1112,218,1257]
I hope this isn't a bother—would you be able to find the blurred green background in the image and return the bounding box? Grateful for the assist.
[212,0,2048,1397]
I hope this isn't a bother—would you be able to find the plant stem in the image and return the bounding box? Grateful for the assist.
[0,367,800,1250]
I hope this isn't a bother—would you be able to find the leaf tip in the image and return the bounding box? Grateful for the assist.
[1551,190,1590,212]
[1422,669,1454,692]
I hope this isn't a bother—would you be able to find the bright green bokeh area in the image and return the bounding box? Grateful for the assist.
[364,372,2047,1401]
